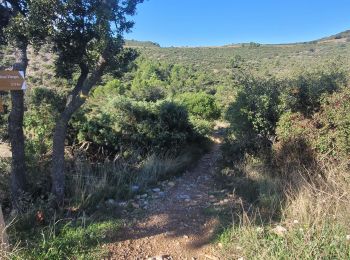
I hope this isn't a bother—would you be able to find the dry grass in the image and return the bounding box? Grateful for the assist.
[284,162,350,229]
[219,156,350,259]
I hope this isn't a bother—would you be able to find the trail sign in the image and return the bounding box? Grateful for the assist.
[0,71,26,91]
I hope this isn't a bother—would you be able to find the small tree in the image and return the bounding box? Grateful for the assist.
[49,0,143,205]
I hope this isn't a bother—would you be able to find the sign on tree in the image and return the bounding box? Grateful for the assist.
[0,71,26,91]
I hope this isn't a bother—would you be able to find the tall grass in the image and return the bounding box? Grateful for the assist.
[66,147,203,210]
[219,157,350,259]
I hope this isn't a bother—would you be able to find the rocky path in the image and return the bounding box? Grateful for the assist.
[106,132,234,260]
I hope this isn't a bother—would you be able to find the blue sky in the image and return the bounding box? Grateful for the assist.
[126,0,350,47]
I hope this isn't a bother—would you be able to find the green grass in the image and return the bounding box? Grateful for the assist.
[11,217,121,260]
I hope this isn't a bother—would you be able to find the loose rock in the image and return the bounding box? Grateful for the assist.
[271,225,287,237]
[131,185,140,192]
[178,194,190,200]
[106,199,116,206]
[131,202,140,209]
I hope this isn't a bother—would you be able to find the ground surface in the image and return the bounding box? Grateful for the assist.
[106,133,234,260]
[0,143,11,158]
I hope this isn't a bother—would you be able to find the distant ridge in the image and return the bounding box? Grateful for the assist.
[125,29,350,48]
[125,40,160,48]
[317,30,350,43]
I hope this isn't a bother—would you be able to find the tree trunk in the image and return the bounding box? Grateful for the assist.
[51,117,69,205]
[9,45,28,209]
[51,59,106,206]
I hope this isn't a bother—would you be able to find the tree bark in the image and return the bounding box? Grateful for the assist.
[9,45,28,209]
[51,58,106,205]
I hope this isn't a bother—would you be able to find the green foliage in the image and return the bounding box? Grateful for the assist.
[71,96,197,157]
[317,88,350,157]
[279,63,346,115]
[275,112,307,141]
[189,116,214,136]
[23,88,64,160]
[27,87,65,112]
[176,92,220,120]
[2,0,55,48]
[24,104,56,159]
[128,58,217,101]
[130,60,167,101]
[93,79,126,98]
[49,0,143,79]
[276,87,350,159]
[224,77,281,161]
[224,61,347,161]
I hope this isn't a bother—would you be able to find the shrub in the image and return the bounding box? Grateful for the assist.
[279,63,346,116]
[276,87,350,160]
[175,92,220,120]
[92,79,127,98]
[71,97,198,158]
[189,116,214,136]
[226,77,281,140]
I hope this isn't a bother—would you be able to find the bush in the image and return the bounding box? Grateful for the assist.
[224,63,347,161]
[189,116,214,136]
[92,79,127,98]
[71,97,198,158]
[175,92,220,120]
[226,77,281,140]
[279,63,346,116]
[224,76,281,162]
[24,104,57,159]
[276,87,350,160]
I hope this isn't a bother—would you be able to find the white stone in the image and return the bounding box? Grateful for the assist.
[271,225,287,237]
[178,194,190,200]
[106,199,116,206]
[131,185,140,192]
[131,202,140,209]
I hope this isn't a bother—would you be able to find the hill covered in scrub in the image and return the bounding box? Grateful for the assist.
[1,29,350,259]
[124,32,350,84]
[317,29,350,43]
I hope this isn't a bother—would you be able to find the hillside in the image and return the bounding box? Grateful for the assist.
[318,29,350,43]
[125,31,350,79]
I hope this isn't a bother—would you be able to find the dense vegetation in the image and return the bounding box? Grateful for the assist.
[1,20,350,258]
[217,54,350,259]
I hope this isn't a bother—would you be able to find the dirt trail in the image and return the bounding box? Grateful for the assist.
[0,143,11,158]
[106,131,232,260]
